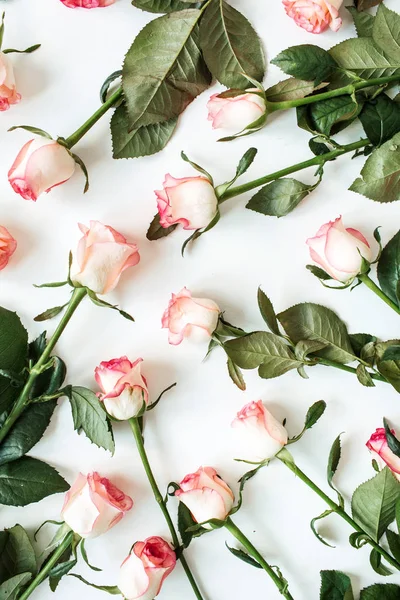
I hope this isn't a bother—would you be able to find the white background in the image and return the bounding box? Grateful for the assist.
[1,0,400,598]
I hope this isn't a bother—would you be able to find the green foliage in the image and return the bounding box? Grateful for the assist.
[329,38,400,80]
[132,0,199,13]
[360,95,400,147]
[319,570,354,600]
[246,177,320,217]
[375,341,400,392]
[68,387,115,454]
[0,308,28,414]
[225,544,261,568]
[347,6,375,38]
[227,358,246,390]
[147,214,177,241]
[360,584,400,599]
[257,288,280,335]
[266,78,328,102]
[373,4,400,63]
[0,525,37,584]
[272,45,337,85]
[0,573,32,599]
[377,230,400,306]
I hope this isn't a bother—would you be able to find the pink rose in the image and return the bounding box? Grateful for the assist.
[8,138,76,202]
[175,467,234,526]
[70,221,140,295]
[0,52,20,111]
[162,287,220,345]
[0,226,17,271]
[60,0,115,7]
[232,401,288,462]
[119,537,176,600]
[283,0,343,34]
[156,174,218,230]
[366,428,400,482]
[306,216,372,283]
[61,472,133,538]
[95,357,148,420]
[207,91,266,131]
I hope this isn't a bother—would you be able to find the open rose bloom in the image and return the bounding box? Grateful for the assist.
[307,216,372,283]
[367,429,400,481]
[61,472,133,538]
[0,52,20,111]
[162,287,220,345]
[95,357,148,420]
[175,467,234,526]
[60,0,115,7]
[70,221,140,295]
[8,138,76,201]
[119,537,176,600]
[0,226,17,271]
[283,0,343,33]
[207,91,266,131]
[232,401,288,463]
[156,174,218,231]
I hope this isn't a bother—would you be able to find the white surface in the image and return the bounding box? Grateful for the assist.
[1,1,400,599]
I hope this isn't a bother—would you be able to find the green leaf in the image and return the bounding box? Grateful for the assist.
[360,95,400,147]
[349,531,370,549]
[265,78,328,102]
[0,457,69,507]
[377,230,400,306]
[309,96,359,137]
[347,6,375,38]
[349,333,377,357]
[319,570,354,600]
[246,177,318,217]
[257,288,280,335]
[382,346,400,362]
[178,502,198,548]
[351,467,400,541]
[0,308,28,415]
[225,544,261,569]
[356,363,375,387]
[122,10,211,129]
[329,37,400,80]
[0,525,37,584]
[360,584,400,599]
[33,305,67,322]
[227,358,246,391]
[369,547,392,576]
[199,0,265,88]
[373,4,400,63]
[224,332,302,379]
[111,105,178,159]
[376,341,400,392]
[3,44,40,55]
[271,45,337,85]
[386,529,400,561]
[69,387,114,454]
[304,400,326,431]
[146,213,177,241]
[295,340,328,361]
[0,401,57,466]
[383,418,400,459]
[355,0,382,9]
[131,0,199,13]
[0,573,32,600]
[277,303,356,364]
[327,434,344,506]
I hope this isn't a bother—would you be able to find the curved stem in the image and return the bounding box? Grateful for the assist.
[313,356,387,383]
[277,456,400,572]
[358,274,400,316]
[266,75,400,112]
[0,287,87,444]
[129,418,205,600]
[64,87,123,149]
[220,139,369,202]
[224,518,294,599]
[18,531,74,600]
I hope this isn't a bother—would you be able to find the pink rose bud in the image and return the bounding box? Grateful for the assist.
[156,174,218,231]
[366,428,400,481]
[306,216,372,283]
[0,226,17,271]
[70,221,140,295]
[0,52,20,111]
[60,0,115,7]
[95,357,148,420]
[232,401,288,462]
[8,138,76,202]
[162,287,220,345]
[119,537,176,600]
[175,467,234,526]
[207,91,266,131]
[61,472,133,538]
[283,0,343,34]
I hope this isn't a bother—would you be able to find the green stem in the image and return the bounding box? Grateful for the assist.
[64,87,123,149]
[18,531,74,600]
[278,456,400,572]
[224,517,294,599]
[358,273,400,316]
[0,287,87,444]
[129,418,205,600]
[220,139,369,201]
[266,75,400,112]
[313,356,387,383]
